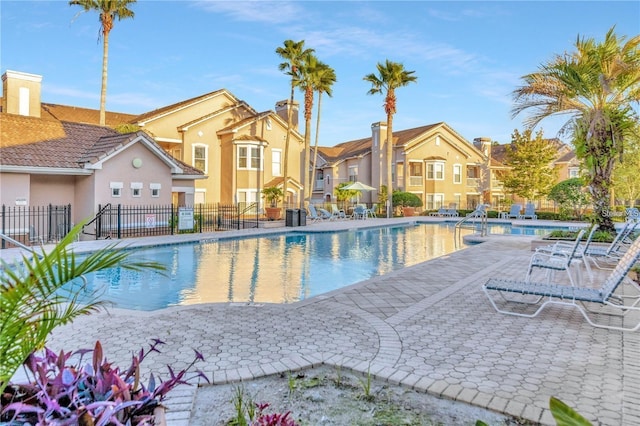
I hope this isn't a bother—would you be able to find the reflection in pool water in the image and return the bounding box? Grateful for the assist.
[79,223,563,310]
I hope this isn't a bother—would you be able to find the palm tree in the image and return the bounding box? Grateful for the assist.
[309,63,337,201]
[512,27,640,233]
[364,60,418,218]
[69,0,136,126]
[294,51,320,206]
[0,223,163,388]
[276,40,314,213]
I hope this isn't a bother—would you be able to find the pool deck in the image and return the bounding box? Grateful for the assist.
[3,217,639,425]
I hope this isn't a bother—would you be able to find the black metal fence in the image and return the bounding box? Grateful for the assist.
[1,204,72,249]
[83,203,260,240]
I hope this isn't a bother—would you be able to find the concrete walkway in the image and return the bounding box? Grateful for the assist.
[3,218,639,425]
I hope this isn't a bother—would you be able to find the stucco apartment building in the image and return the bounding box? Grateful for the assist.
[1,70,207,243]
[311,121,580,211]
[1,70,306,240]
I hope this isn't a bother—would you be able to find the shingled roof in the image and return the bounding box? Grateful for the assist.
[0,112,203,176]
[316,122,450,165]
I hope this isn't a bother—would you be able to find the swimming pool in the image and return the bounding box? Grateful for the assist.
[77,222,565,310]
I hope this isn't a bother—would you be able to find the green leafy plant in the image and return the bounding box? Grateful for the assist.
[357,366,374,402]
[550,396,593,425]
[391,191,423,208]
[1,339,208,424]
[228,386,299,426]
[0,223,164,390]
[262,186,284,208]
[548,178,592,220]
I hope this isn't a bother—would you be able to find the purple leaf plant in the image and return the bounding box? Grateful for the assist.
[1,339,208,425]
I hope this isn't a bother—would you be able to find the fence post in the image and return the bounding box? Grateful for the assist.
[1,205,5,249]
[96,204,102,240]
[171,204,175,235]
[117,204,122,239]
[66,204,71,235]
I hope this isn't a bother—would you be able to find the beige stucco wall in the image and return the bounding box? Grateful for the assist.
[92,142,174,207]
[0,173,30,206]
[138,92,246,141]
[30,175,75,206]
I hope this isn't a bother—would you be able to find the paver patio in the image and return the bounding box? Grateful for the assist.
[3,218,639,425]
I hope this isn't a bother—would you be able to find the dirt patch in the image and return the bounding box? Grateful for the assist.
[189,365,535,425]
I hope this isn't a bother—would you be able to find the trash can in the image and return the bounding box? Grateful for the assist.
[286,209,299,227]
[298,208,307,226]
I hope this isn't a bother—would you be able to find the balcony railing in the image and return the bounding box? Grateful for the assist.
[408,176,423,186]
[466,177,480,189]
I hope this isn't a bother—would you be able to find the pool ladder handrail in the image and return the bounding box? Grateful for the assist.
[454,205,489,244]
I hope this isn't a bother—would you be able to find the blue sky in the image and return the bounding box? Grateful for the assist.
[2,1,639,146]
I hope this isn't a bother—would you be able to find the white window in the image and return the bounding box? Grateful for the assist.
[426,193,444,210]
[453,164,462,184]
[272,149,282,176]
[238,145,262,170]
[426,162,444,180]
[130,182,142,198]
[568,167,580,178]
[237,189,259,206]
[150,183,161,198]
[110,182,123,198]
[348,166,358,182]
[193,144,207,173]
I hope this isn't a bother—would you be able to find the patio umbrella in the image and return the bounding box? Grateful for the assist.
[342,181,376,203]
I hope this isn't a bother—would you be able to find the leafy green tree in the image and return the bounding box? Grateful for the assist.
[502,129,558,201]
[613,128,640,206]
[548,178,592,220]
[276,40,314,212]
[512,27,640,233]
[0,223,163,388]
[364,60,418,218]
[70,0,136,126]
[308,62,336,203]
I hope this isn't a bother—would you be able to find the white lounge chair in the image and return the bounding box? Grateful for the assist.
[429,208,449,217]
[317,207,334,221]
[526,229,586,287]
[501,204,522,219]
[307,205,325,222]
[331,204,349,219]
[520,203,537,220]
[483,233,640,332]
[466,204,488,218]
[585,221,639,268]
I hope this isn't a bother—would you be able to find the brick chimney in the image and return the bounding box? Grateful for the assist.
[275,100,299,130]
[2,70,43,117]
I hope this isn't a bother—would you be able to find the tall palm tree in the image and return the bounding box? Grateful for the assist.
[512,27,640,232]
[276,40,314,213]
[364,60,417,218]
[293,52,320,206]
[309,63,337,201]
[69,0,136,126]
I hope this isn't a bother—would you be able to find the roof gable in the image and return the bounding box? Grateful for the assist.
[133,89,255,126]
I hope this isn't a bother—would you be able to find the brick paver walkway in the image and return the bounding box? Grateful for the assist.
[4,218,639,425]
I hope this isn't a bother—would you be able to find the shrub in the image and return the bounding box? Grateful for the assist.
[391,191,423,208]
[1,339,208,425]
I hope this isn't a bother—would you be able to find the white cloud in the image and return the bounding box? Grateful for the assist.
[191,0,302,25]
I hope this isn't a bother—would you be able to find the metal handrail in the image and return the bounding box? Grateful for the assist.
[82,203,112,237]
[454,204,489,243]
[0,232,37,254]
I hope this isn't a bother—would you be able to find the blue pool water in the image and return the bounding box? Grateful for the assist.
[77,223,565,310]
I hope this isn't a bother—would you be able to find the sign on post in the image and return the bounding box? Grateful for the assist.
[178,207,194,231]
